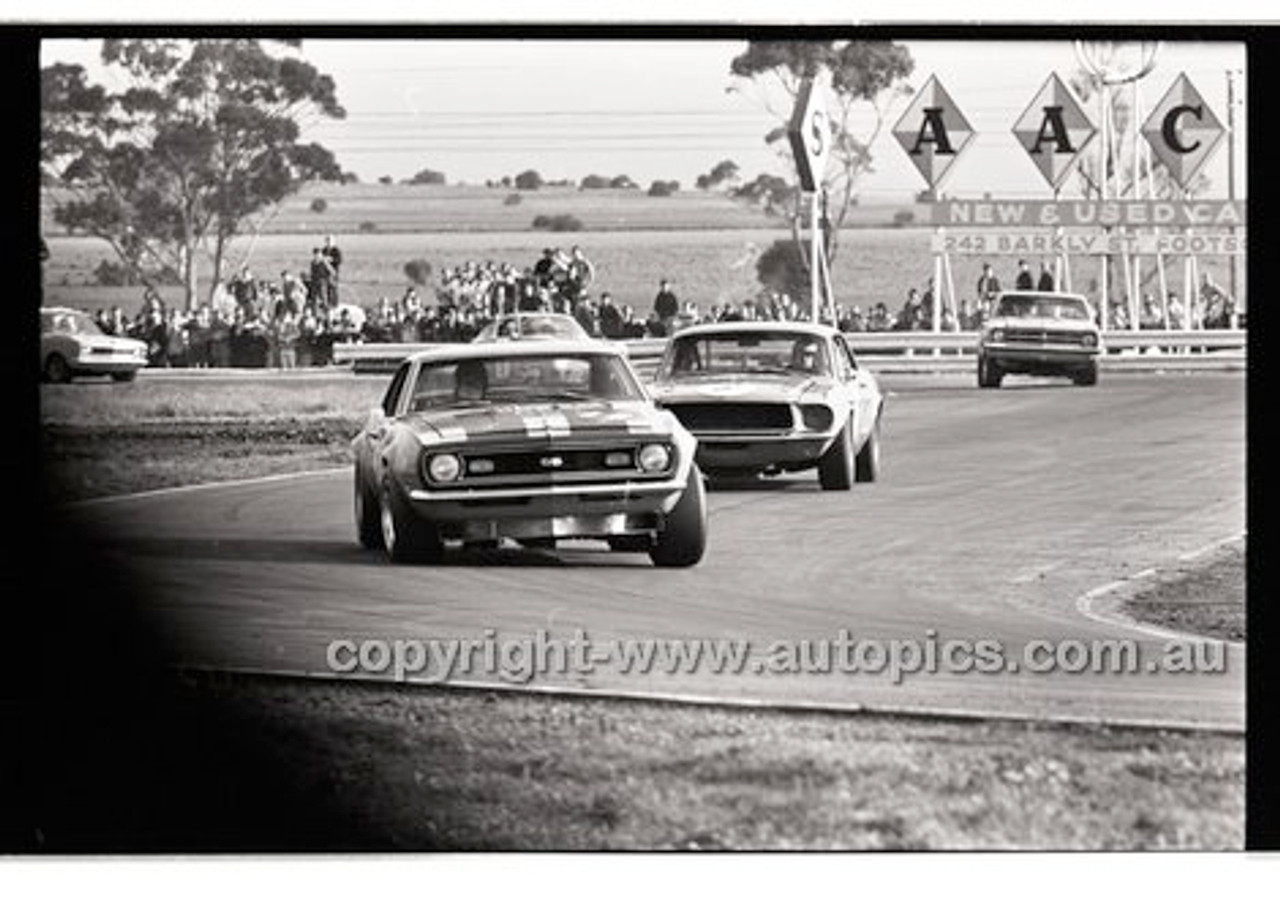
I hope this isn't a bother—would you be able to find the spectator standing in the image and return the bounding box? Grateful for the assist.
[308,247,336,309]
[563,245,596,302]
[653,279,679,331]
[1015,259,1034,290]
[1037,261,1056,291]
[976,262,1001,303]
[274,311,300,370]
[599,292,623,339]
[279,270,305,317]
[322,235,343,305]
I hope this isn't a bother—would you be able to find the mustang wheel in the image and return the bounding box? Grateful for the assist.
[977,354,1003,388]
[855,418,881,483]
[1073,362,1098,386]
[818,420,854,491]
[649,466,707,567]
[43,353,72,384]
[354,468,383,549]
[379,481,443,564]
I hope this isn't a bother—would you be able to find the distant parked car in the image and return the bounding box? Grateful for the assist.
[351,340,706,566]
[976,292,1100,388]
[471,312,589,343]
[650,321,884,490]
[41,307,147,383]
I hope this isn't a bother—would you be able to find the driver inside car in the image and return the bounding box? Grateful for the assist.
[454,359,489,401]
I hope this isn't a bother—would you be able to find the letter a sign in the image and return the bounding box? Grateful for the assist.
[892,75,974,192]
[1012,73,1096,191]
[1141,73,1226,191]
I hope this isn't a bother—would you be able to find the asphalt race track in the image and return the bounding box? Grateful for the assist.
[60,373,1245,730]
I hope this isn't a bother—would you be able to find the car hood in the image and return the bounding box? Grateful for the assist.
[651,372,830,404]
[404,399,677,445]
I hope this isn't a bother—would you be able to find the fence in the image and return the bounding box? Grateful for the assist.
[332,330,1245,377]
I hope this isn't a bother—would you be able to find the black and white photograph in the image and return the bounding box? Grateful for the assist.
[8,8,1271,888]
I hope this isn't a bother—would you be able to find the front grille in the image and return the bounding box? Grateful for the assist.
[1003,329,1086,345]
[666,403,794,433]
[468,449,627,476]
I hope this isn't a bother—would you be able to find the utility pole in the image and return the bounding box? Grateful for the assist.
[1226,68,1240,316]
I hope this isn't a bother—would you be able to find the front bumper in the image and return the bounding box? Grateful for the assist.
[406,477,687,540]
[73,352,146,374]
[981,344,1097,373]
[691,433,834,470]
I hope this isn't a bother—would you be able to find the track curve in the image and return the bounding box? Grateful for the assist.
[63,373,1245,729]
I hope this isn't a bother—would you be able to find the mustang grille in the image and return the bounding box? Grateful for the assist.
[1002,328,1088,345]
[666,403,794,433]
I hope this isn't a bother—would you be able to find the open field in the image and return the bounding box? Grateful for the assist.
[42,183,1237,323]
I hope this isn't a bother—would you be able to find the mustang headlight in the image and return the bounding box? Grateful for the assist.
[425,452,463,483]
[637,443,672,473]
[1080,333,1098,348]
[800,404,834,432]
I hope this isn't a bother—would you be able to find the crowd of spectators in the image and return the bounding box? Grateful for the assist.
[90,246,1242,370]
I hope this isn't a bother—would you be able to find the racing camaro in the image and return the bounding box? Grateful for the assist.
[351,340,706,566]
[41,307,147,383]
[976,291,1100,388]
[650,322,883,490]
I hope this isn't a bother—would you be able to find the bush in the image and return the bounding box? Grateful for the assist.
[579,174,610,190]
[93,259,136,287]
[515,169,544,191]
[410,168,447,185]
[403,258,433,285]
[892,209,915,227]
[503,193,523,207]
[647,180,680,197]
[359,221,378,233]
[531,213,583,232]
[755,239,809,300]
[310,198,328,214]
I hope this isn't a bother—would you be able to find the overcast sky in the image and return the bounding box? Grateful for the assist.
[41,37,1245,201]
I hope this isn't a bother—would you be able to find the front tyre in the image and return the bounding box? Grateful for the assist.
[43,353,72,384]
[354,467,382,549]
[818,420,854,491]
[379,480,443,564]
[650,466,707,567]
[1073,361,1099,386]
[855,418,881,483]
[111,370,138,383]
[977,354,1003,388]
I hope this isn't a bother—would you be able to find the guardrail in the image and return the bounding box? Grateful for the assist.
[332,329,1245,375]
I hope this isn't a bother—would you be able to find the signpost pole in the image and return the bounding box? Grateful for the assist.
[810,191,821,323]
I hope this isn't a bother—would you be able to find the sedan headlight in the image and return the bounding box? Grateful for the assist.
[1080,333,1098,348]
[637,443,672,473]
[800,404,834,432]
[425,452,463,483]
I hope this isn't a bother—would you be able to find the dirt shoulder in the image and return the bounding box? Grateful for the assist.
[1120,540,1246,643]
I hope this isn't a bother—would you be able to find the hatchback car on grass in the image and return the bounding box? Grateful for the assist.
[977,292,1100,388]
[41,307,147,383]
[351,340,706,566]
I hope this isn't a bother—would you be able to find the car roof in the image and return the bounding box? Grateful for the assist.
[670,320,843,340]
[41,306,88,316]
[993,291,1089,302]
[407,339,624,364]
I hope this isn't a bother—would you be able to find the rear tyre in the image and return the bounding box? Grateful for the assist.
[43,353,72,384]
[818,420,854,491]
[650,466,707,567]
[111,370,138,383]
[355,467,383,549]
[379,481,443,564]
[977,354,1003,388]
[1073,362,1098,386]
[855,418,881,483]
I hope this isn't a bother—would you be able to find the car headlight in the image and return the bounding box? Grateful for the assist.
[989,328,1006,343]
[800,404,834,432]
[637,443,671,473]
[1080,333,1098,348]
[425,452,463,483]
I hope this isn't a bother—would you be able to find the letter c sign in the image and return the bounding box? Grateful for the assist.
[1162,103,1204,154]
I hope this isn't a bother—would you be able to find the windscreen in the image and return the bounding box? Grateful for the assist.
[408,353,644,411]
[661,332,832,377]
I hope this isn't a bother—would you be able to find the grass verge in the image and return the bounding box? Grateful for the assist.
[1121,540,1245,643]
